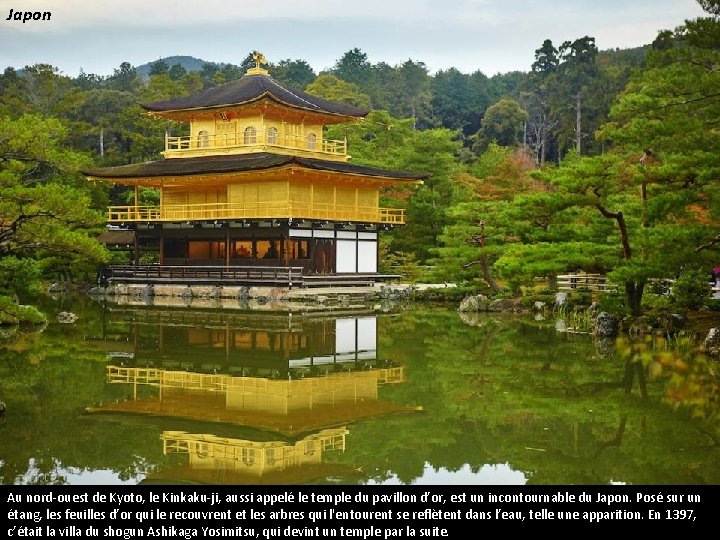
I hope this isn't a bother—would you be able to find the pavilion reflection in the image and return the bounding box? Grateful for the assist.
[153,428,358,485]
[93,307,390,378]
[93,364,413,434]
[85,308,421,484]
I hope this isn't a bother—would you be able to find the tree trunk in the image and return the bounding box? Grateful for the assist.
[548,274,558,291]
[463,254,503,294]
[625,280,645,316]
[575,92,582,153]
[540,115,548,165]
[479,254,503,294]
[596,204,642,311]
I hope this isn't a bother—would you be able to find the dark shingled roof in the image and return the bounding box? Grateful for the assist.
[83,153,430,181]
[97,229,135,245]
[142,72,370,118]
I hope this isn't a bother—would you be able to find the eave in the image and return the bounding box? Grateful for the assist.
[83,153,429,188]
[145,94,365,125]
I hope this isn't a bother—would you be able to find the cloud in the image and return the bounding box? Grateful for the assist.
[0,0,707,77]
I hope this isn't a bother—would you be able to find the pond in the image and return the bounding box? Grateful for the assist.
[0,293,718,485]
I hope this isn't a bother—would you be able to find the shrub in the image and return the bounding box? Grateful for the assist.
[642,293,672,312]
[670,267,711,311]
[597,292,629,316]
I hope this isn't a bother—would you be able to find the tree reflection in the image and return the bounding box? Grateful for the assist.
[0,298,718,484]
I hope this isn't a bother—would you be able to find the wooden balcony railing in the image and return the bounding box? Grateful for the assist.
[107,202,405,224]
[165,130,347,159]
[101,264,304,288]
[558,273,720,298]
[557,273,617,292]
[98,265,400,289]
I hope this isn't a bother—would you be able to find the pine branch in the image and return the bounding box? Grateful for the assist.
[696,234,720,252]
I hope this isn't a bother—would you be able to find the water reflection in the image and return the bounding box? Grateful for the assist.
[0,296,718,485]
[95,365,414,431]
[91,307,388,377]
[85,307,421,484]
[153,428,355,484]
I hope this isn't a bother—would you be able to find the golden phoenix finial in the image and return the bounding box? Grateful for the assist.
[252,51,267,69]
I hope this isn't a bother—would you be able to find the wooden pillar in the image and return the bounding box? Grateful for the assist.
[376,229,380,273]
[225,227,230,267]
[332,186,337,221]
[310,183,314,217]
[260,113,265,145]
[281,232,287,265]
[286,179,290,217]
[225,322,230,362]
[309,238,316,274]
[159,227,164,265]
[133,230,139,265]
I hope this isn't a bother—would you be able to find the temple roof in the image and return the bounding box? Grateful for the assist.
[83,152,429,181]
[85,391,423,436]
[96,229,135,245]
[142,72,369,118]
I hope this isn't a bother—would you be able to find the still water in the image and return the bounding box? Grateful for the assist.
[0,294,718,485]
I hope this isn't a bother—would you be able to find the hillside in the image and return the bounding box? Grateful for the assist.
[135,55,212,79]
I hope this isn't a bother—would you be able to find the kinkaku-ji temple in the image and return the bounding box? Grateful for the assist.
[85,52,428,290]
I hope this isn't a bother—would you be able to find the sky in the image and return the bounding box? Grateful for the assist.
[0,0,707,78]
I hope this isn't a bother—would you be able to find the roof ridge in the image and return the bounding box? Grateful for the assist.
[263,76,321,111]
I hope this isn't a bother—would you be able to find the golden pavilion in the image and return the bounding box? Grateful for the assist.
[85,52,427,286]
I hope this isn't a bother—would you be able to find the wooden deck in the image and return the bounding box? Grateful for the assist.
[98,265,401,289]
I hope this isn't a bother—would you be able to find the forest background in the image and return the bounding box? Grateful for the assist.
[0,0,718,322]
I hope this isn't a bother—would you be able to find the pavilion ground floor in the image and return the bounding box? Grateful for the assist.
[96,219,402,290]
[106,219,382,272]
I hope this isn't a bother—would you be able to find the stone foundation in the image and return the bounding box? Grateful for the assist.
[88,282,414,313]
